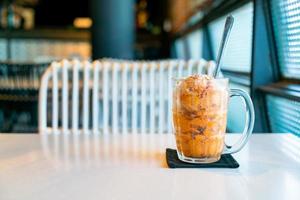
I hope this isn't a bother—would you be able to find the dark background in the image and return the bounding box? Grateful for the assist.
[34,0,165,28]
[35,0,90,27]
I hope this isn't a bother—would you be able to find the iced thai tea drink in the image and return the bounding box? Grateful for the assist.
[173,75,229,163]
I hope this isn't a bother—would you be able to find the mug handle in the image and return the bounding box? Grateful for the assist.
[223,88,255,154]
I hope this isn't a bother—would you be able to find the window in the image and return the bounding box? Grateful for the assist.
[259,0,300,136]
[270,0,300,79]
[208,2,254,73]
[266,95,300,136]
[174,39,186,59]
[186,30,203,59]
[170,0,300,134]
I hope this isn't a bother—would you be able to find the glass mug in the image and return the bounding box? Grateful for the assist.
[172,76,255,163]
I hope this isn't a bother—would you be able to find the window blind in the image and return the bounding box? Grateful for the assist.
[270,0,300,79]
[266,95,300,136]
[174,39,186,59]
[208,2,254,73]
[186,30,203,59]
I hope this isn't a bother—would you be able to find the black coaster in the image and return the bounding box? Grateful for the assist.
[166,148,239,168]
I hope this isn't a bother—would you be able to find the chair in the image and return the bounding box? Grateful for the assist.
[38,59,215,134]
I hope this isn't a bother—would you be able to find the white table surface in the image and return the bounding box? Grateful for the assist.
[0,133,299,200]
